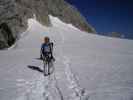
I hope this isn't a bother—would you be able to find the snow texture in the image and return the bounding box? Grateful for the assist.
[0,15,133,100]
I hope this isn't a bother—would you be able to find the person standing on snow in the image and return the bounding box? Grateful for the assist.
[40,36,55,75]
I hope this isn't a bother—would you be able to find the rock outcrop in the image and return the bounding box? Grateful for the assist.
[0,0,28,49]
[0,0,96,49]
[109,32,123,38]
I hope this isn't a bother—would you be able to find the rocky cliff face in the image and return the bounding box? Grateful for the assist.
[0,0,28,49]
[0,0,96,49]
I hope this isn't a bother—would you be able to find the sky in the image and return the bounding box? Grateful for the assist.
[66,0,133,39]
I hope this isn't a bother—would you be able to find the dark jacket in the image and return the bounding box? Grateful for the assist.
[40,42,53,60]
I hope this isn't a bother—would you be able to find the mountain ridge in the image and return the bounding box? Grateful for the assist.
[0,0,96,49]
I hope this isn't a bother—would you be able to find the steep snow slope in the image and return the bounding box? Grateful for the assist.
[0,16,133,100]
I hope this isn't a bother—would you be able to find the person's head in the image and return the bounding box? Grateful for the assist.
[44,36,50,43]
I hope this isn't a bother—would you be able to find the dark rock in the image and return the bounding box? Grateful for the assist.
[0,23,15,47]
[109,32,122,38]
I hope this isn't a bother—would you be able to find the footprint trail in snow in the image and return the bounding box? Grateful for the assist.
[57,29,89,100]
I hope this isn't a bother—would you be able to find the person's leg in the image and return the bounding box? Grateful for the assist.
[48,62,50,75]
[43,61,48,76]
[48,60,54,75]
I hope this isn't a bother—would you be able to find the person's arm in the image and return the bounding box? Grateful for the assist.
[50,42,54,51]
[50,42,55,59]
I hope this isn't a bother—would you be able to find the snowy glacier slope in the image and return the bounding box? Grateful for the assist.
[0,16,133,100]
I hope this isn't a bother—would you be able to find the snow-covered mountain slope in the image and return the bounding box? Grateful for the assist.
[0,16,133,100]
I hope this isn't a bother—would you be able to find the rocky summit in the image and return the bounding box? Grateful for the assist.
[0,0,96,49]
